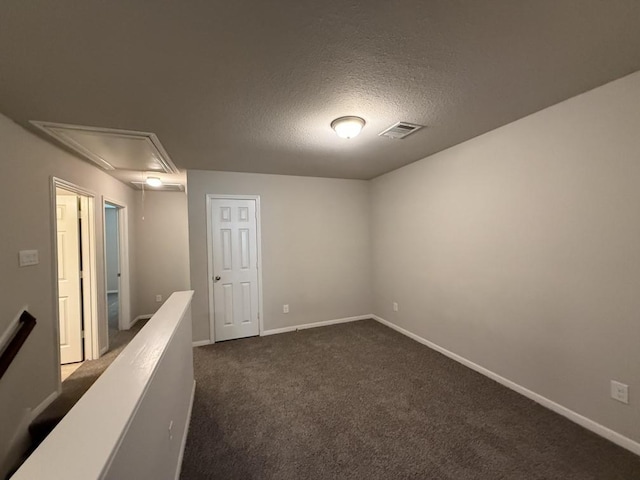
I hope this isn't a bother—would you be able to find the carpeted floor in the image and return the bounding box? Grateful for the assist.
[181,319,640,480]
[57,319,148,411]
[30,319,149,446]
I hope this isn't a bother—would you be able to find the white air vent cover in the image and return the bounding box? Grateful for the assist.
[31,121,178,174]
[130,181,185,192]
[379,122,424,139]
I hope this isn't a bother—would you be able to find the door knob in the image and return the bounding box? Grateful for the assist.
[214,276,221,282]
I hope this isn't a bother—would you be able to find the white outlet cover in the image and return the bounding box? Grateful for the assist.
[283,304,289,313]
[611,380,629,404]
[393,302,399,312]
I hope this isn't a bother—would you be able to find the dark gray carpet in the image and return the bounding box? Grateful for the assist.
[181,320,640,480]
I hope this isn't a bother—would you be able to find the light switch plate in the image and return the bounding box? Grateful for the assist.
[19,250,39,267]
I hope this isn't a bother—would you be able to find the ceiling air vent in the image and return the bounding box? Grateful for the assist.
[130,181,185,192]
[379,122,424,139]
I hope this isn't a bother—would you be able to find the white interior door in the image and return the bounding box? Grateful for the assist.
[211,198,260,341]
[56,193,84,364]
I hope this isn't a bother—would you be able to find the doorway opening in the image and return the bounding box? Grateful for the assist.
[102,197,131,350]
[104,203,120,339]
[52,179,99,385]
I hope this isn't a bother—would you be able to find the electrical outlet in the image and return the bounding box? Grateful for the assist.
[283,304,289,314]
[611,380,629,404]
[393,302,399,312]
[155,294,162,303]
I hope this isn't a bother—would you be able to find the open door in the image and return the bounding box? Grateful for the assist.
[56,190,84,364]
[54,179,99,375]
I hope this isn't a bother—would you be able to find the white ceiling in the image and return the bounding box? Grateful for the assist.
[1,1,639,180]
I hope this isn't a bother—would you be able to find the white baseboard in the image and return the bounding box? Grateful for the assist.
[130,314,152,329]
[261,314,371,337]
[174,380,196,480]
[100,345,108,356]
[192,339,211,347]
[371,314,640,456]
[31,390,59,420]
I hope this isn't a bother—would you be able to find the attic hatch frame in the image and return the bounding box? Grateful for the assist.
[30,121,179,174]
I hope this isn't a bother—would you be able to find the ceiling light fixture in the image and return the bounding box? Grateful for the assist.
[146,176,163,187]
[331,116,365,139]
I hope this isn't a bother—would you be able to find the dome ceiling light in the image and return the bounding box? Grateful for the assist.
[331,116,366,139]
[146,176,163,187]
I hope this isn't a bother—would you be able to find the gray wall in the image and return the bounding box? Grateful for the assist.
[135,191,191,316]
[0,113,140,476]
[370,71,640,444]
[187,171,371,342]
[105,207,119,293]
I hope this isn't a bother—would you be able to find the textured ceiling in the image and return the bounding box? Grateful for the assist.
[1,1,640,180]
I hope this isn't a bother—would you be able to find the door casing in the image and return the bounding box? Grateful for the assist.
[206,194,264,343]
[102,197,131,339]
[50,178,99,389]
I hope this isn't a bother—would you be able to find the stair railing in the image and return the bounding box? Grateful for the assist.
[0,310,37,380]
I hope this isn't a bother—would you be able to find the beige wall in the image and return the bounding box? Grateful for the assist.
[371,71,640,443]
[187,171,371,342]
[135,191,191,316]
[0,113,140,476]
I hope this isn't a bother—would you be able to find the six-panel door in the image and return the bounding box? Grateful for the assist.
[211,199,260,341]
[57,194,84,364]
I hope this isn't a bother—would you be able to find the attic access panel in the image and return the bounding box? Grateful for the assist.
[31,122,178,174]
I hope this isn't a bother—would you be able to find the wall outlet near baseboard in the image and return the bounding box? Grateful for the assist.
[611,380,629,404]
[283,304,289,314]
[155,294,162,302]
[393,302,399,312]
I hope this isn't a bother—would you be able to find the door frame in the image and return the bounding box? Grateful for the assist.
[205,194,264,343]
[102,197,132,342]
[50,178,99,386]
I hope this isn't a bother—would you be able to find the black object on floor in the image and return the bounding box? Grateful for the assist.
[181,320,640,480]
